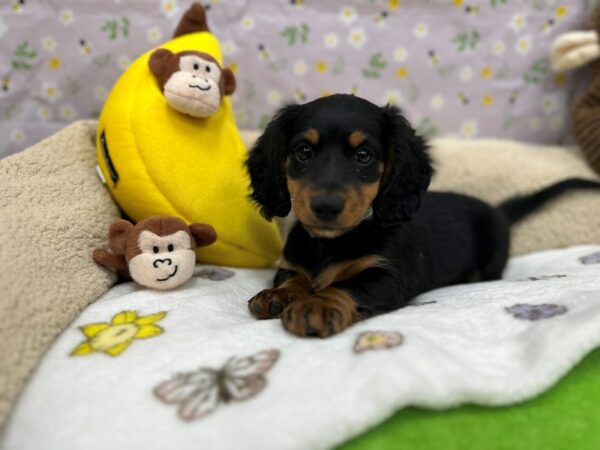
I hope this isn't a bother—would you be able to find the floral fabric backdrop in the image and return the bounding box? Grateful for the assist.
[0,0,593,158]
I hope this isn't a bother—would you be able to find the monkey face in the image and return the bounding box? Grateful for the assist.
[129,230,196,290]
[163,55,223,117]
[149,49,236,119]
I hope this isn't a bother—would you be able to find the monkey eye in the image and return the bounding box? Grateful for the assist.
[193,63,200,71]
[168,244,174,252]
[153,246,159,254]
[206,65,211,72]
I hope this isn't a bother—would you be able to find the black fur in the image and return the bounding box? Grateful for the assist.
[247,94,600,331]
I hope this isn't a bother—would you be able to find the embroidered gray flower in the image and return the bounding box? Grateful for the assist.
[506,303,567,321]
[580,251,600,265]
[195,267,235,281]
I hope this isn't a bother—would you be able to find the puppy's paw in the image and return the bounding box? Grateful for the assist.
[248,288,304,319]
[281,294,356,338]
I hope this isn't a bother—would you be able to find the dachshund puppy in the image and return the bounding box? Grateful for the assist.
[246,93,599,338]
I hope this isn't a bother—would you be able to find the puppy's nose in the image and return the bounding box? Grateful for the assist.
[311,195,344,222]
[153,258,172,268]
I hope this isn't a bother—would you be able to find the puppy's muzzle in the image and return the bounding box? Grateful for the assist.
[310,195,345,222]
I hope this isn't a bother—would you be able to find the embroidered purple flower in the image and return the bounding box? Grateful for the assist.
[506,303,567,321]
[354,331,403,353]
[154,349,279,421]
[580,251,600,265]
[195,267,235,281]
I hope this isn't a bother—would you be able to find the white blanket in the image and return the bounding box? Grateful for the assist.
[4,245,600,450]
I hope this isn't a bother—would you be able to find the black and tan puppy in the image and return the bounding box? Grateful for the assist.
[246,94,600,338]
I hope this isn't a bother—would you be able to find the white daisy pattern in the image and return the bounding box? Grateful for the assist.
[542,94,558,115]
[515,35,533,55]
[222,41,237,56]
[460,120,478,138]
[161,0,179,18]
[491,40,506,57]
[459,66,474,82]
[241,16,255,31]
[41,35,57,52]
[60,105,78,120]
[41,82,61,103]
[146,27,163,43]
[37,106,54,122]
[382,90,401,106]
[529,116,543,131]
[509,13,527,32]
[11,130,25,144]
[339,6,358,26]
[348,27,367,49]
[393,47,408,63]
[293,60,308,76]
[118,55,131,71]
[267,90,281,107]
[430,94,445,111]
[414,22,429,39]
[324,33,339,50]
[58,9,75,26]
[94,86,108,102]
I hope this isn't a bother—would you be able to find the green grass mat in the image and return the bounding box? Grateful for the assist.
[339,348,600,450]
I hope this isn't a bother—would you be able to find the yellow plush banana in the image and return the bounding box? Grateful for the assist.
[96,3,282,268]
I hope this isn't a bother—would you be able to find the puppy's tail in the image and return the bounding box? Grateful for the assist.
[499,178,600,225]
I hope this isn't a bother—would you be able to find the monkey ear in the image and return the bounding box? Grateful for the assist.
[148,49,174,81]
[189,223,217,248]
[246,105,300,220]
[372,105,433,232]
[221,68,236,96]
[108,219,135,254]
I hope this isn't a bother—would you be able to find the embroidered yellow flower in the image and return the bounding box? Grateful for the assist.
[48,57,61,70]
[315,60,327,74]
[452,0,464,7]
[321,90,333,97]
[71,310,167,357]
[554,73,567,87]
[395,67,409,79]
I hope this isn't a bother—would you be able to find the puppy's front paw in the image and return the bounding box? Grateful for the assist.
[248,288,304,319]
[281,294,356,338]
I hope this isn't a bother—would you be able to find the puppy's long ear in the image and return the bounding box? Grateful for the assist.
[246,105,300,220]
[372,105,433,231]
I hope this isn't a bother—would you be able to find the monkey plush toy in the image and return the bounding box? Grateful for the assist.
[95,3,283,269]
[93,216,217,290]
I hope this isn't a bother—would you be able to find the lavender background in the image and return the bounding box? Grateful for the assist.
[0,0,594,158]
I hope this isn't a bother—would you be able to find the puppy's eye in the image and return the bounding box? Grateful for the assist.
[295,145,313,162]
[153,246,159,254]
[356,149,372,165]
[167,244,174,252]
[193,63,200,70]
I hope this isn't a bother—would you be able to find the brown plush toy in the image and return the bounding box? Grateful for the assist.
[147,4,236,118]
[551,6,600,173]
[93,216,217,290]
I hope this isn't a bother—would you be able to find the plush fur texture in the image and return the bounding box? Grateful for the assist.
[246,94,600,338]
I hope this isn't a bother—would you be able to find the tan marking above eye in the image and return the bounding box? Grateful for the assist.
[349,130,367,148]
[303,128,319,145]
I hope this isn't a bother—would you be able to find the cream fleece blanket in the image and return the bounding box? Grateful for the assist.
[1,122,599,426]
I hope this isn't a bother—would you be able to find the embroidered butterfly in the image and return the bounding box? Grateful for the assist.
[154,349,279,421]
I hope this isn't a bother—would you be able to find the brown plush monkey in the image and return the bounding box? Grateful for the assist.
[148,3,236,118]
[93,216,217,290]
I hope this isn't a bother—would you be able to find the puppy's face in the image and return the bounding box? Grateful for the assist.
[247,94,432,237]
[284,100,387,238]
